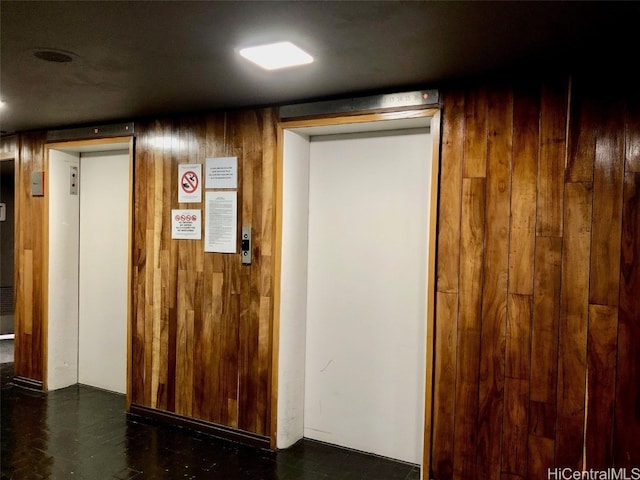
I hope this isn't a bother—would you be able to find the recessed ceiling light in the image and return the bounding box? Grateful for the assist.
[239,41,313,71]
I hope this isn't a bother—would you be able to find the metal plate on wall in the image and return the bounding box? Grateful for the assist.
[280,90,438,119]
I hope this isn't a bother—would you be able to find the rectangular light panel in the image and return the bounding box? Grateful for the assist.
[239,41,313,70]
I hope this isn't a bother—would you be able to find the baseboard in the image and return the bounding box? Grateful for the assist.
[128,403,271,450]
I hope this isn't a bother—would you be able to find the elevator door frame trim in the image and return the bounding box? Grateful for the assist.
[43,136,134,407]
[272,107,441,475]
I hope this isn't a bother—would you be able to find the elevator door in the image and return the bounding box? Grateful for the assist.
[304,128,431,464]
[77,150,130,394]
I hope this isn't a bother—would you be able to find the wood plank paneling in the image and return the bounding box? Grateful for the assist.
[463,87,488,178]
[432,292,458,479]
[615,172,640,468]
[477,86,511,480]
[436,89,464,294]
[128,109,275,436]
[502,295,531,478]
[626,90,640,173]
[589,95,624,306]
[453,177,485,480]
[432,76,638,479]
[536,80,568,237]
[556,181,591,470]
[585,304,618,469]
[566,77,596,183]
[13,132,46,383]
[508,84,539,295]
[7,72,639,474]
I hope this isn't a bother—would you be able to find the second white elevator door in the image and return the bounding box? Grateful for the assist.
[304,128,431,464]
[78,150,129,394]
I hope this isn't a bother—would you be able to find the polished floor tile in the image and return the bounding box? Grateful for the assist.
[1,363,420,480]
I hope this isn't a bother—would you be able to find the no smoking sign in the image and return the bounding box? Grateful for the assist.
[181,171,198,193]
[178,164,202,203]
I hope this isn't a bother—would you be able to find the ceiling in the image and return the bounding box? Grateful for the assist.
[1,1,638,136]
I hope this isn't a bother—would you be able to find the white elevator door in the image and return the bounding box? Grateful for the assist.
[304,128,431,464]
[78,150,129,394]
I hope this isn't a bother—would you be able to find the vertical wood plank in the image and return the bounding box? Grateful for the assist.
[588,96,624,306]
[453,177,485,480]
[615,172,640,468]
[626,89,640,173]
[556,181,591,470]
[508,84,539,295]
[502,377,529,478]
[585,304,618,469]
[477,85,512,480]
[437,89,464,294]
[432,291,458,479]
[132,124,150,405]
[463,86,488,178]
[530,236,562,405]
[566,77,596,183]
[23,249,33,335]
[505,294,531,382]
[536,79,568,237]
[527,436,555,480]
[502,294,531,478]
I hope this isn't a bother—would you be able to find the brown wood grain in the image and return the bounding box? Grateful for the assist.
[14,132,46,382]
[431,292,458,479]
[530,236,562,405]
[463,86,488,178]
[505,294,531,381]
[536,79,568,237]
[501,377,529,477]
[556,181,591,470]
[508,84,539,295]
[453,177,485,480]
[127,110,275,436]
[585,304,618,469]
[566,77,596,183]
[588,96,624,306]
[626,89,640,173]
[436,89,464,294]
[477,86,512,480]
[615,172,640,468]
[527,435,555,479]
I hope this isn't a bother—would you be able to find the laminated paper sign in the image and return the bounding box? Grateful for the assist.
[178,164,202,203]
[205,156,237,189]
[171,209,201,240]
[204,191,237,253]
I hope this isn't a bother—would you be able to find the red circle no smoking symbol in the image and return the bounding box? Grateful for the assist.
[181,171,199,194]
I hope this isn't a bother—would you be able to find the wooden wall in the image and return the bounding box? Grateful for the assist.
[431,76,640,479]
[3,73,638,471]
[130,109,276,437]
[1,108,276,438]
[3,132,47,384]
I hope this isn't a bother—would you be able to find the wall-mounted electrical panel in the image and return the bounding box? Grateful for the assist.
[31,171,44,196]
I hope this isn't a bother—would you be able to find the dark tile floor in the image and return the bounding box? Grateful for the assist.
[1,363,420,480]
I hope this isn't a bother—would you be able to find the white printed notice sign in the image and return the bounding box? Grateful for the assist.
[171,209,201,240]
[205,156,237,189]
[204,191,237,253]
